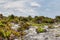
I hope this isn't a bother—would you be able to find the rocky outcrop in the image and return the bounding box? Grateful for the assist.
[23,26,60,40]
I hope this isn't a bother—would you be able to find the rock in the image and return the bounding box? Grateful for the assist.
[23,27,60,40]
[0,36,3,40]
[25,27,37,36]
[14,39,18,40]
[11,23,20,31]
[44,26,48,29]
[9,34,15,40]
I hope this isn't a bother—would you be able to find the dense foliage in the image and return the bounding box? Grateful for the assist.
[0,14,60,40]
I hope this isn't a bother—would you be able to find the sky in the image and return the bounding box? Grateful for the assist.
[0,0,60,18]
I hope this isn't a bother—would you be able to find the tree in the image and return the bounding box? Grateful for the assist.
[33,16,45,24]
[19,17,28,22]
[27,16,32,21]
[0,14,3,19]
[42,17,54,23]
[55,16,60,22]
[8,14,15,19]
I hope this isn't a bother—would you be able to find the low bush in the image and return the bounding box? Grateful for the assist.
[36,27,46,33]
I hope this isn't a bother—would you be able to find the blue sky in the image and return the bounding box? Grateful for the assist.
[0,0,60,18]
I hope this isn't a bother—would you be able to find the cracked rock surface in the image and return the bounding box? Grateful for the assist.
[23,27,60,40]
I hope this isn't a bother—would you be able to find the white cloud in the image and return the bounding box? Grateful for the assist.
[15,8,38,16]
[30,2,41,7]
[0,0,41,17]
[3,1,26,9]
[0,0,6,3]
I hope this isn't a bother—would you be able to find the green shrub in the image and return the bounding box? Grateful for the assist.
[0,21,5,27]
[0,29,11,38]
[48,25,54,29]
[36,27,46,33]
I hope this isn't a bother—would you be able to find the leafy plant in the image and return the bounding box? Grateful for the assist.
[48,25,54,29]
[0,29,11,38]
[36,27,46,33]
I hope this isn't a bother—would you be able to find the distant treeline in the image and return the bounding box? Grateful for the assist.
[0,14,60,24]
